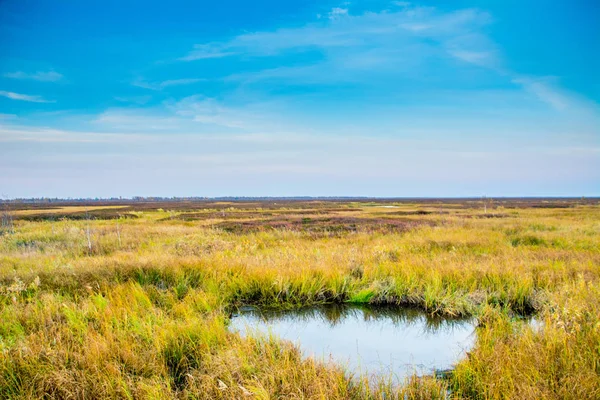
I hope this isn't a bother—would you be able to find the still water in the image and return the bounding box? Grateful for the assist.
[229,304,476,383]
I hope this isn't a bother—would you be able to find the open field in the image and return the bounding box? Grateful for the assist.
[1,198,599,399]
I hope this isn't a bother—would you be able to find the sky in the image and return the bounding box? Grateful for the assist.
[0,0,598,198]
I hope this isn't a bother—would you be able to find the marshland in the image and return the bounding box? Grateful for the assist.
[1,198,598,399]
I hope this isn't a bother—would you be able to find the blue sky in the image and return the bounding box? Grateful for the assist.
[0,0,598,198]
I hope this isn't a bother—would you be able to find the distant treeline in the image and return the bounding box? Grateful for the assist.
[2,196,375,203]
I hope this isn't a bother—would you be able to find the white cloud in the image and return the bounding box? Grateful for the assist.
[179,5,494,77]
[399,23,431,32]
[0,125,125,143]
[509,76,600,119]
[132,77,205,91]
[172,3,600,124]
[93,110,187,131]
[178,44,238,61]
[87,96,290,134]
[447,49,495,66]
[513,77,569,111]
[328,7,349,20]
[169,95,294,132]
[2,4,598,197]
[4,71,63,82]
[2,120,598,196]
[0,90,54,103]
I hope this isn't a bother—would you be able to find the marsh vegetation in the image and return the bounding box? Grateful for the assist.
[0,199,598,399]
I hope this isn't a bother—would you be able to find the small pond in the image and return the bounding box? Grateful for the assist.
[230,304,476,384]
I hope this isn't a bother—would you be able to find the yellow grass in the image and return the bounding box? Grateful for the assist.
[0,201,598,399]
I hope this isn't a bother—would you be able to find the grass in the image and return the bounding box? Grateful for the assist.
[0,199,599,399]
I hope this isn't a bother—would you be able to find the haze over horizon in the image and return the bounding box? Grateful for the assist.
[1,0,598,198]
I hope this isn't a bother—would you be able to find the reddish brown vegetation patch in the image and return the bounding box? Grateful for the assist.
[15,210,138,221]
[210,216,433,234]
[166,208,361,221]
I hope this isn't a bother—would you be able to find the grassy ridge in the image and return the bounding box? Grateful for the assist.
[0,201,599,398]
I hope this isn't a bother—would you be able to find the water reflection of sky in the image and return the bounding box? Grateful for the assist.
[229,304,476,383]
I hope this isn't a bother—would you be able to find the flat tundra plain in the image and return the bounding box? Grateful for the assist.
[1,198,599,399]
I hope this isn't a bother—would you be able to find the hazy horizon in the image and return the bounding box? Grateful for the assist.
[1,0,598,198]
[2,195,598,202]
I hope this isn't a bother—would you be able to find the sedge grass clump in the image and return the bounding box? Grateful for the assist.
[452,280,600,400]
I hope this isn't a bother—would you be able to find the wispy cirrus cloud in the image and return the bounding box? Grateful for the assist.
[93,110,187,131]
[178,44,239,61]
[447,49,495,66]
[178,5,501,92]
[0,90,54,103]
[513,77,570,111]
[169,95,287,131]
[4,70,63,82]
[179,3,595,116]
[180,6,493,66]
[91,95,291,133]
[132,77,206,90]
[512,76,600,115]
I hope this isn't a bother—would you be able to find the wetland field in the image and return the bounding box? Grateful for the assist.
[0,198,599,399]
